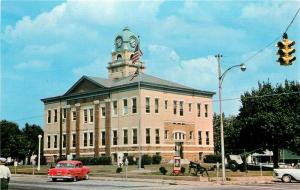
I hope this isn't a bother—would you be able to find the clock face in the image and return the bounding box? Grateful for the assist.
[129,36,137,48]
[115,37,123,48]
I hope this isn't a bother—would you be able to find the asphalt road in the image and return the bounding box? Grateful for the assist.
[8,175,300,190]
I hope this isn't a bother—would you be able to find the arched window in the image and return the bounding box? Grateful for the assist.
[117,54,122,60]
[173,132,186,141]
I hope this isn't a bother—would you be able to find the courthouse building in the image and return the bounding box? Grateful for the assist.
[41,28,215,162]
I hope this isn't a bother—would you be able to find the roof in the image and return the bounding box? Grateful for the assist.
[41,73,215,103]
[87,73,195,90]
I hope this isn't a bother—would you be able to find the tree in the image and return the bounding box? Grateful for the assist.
[0,120,26,160]
[236,80,300,168]
[22,123,44,164]
[213,113,241,155]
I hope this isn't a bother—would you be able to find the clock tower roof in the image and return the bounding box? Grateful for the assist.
[114,27,139,52]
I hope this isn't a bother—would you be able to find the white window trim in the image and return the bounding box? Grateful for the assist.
[122,98,129,115]
[111,99,118,117]
[154,97,160,114]
[145,96,151,114]
[101,106,106,118]
[131,96,138,115]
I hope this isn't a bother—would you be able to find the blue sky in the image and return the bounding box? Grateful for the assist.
[1,0,300,128]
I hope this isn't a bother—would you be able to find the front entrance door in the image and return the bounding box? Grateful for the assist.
[175,142,183,158]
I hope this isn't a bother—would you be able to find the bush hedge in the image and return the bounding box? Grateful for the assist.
[75,156,112,165]
[159,166,167,175]
[142,155,152,165]
[203,155,221,163]
[152,155,162,164]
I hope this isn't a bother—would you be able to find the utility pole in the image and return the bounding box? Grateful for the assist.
[216,54,226,182]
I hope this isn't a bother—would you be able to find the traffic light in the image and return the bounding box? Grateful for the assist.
[276,33,296,65]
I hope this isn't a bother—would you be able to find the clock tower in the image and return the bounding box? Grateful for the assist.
[107,27,145,80]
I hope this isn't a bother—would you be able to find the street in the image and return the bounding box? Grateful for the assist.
[8,175,300,190]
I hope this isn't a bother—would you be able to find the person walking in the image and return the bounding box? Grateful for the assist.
[0,158,11,190]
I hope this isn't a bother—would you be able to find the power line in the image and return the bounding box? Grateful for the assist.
[241,8,300,65]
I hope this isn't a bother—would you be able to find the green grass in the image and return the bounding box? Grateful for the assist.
[9,163,273,178]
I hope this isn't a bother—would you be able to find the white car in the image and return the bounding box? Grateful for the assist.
[273,164,300,183]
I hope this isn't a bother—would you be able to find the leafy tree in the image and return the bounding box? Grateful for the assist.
[213,113,240,155]
[236,80,300,168]
[22,123,43,164]
[0,120,25,160]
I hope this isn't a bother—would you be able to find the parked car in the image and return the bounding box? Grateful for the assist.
[273,164,300,183]
[48,160,90,182]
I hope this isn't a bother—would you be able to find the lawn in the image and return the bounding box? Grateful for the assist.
[9,163,273,180]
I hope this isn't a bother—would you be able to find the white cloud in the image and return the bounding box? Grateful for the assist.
[166,55,218,91]
[14,60,50,70]
[72,57,107,77]
[148,44,180,62]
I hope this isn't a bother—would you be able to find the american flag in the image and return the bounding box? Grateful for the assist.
[130,68,139,81]
[131,43,143,64]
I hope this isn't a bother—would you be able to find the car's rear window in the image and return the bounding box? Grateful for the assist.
[56,163,75,168]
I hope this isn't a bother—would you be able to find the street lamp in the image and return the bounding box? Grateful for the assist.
[215,54,246,182]
[37,134,42,171]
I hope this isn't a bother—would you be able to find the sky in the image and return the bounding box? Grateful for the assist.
[1,0,300,128]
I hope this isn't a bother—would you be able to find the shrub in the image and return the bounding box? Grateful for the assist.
[203,155,221,163]
[116,167,122,173]
[75,156,112,165]
[159,166,167,175]
[125,156,136,165]
[142,155,152,165]
[180,166,186,174]
[152,155,162,164]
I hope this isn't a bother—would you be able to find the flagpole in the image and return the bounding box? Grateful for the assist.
[138,64,142,170]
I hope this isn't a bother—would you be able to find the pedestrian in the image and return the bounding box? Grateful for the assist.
[0,158,11,190]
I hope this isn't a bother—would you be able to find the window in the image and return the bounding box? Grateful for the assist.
[173,101,177,115]
[63,108,67,119]
[47,110,51,123]
[90,132,93,146]
[132,98,137,113]
[101,107,106,117]
[189,131,193,139]
[205,104,208,118]
[84,109,88,123]
[165,100,168,110]
[164,130,168,139]
[189,103,192,112]
[145,97,150,113]
[72,111,77,121]
[123,99,128,114]
[155,98,159,113]
[113,101,118,115]
[146,128,150,144]
[54,135,57,148]
[197,103,201,117]
[84,133,88,147]
[179,101,184,116]
[173,132,185,140]
[47,136,51,148]
[113,130,118,145]
[206,131,209,145]
[101,131,106,145]
[90,109,94,122]
[155,129,160,144]
[117,54,122,60]
[63,134,66,148]
[72,134,76,147]
[198,131,202,145]
[54,109,58,122]
[133,129,137,144]
[123,129,128,145]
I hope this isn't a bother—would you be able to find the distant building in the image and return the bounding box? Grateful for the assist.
[41,27,215,163]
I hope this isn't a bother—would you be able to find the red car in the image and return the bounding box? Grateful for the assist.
[48,160,90,182]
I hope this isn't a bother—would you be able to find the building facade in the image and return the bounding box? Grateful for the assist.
[41,28,215,163]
